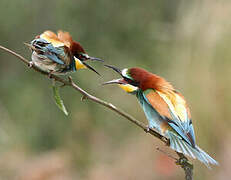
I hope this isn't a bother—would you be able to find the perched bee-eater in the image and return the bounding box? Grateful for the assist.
[103,65,218,167]
[25,30,103,75]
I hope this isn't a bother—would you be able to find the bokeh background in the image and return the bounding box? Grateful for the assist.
[0,0,230,179]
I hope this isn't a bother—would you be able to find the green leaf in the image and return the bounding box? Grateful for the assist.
[52,84,68,116]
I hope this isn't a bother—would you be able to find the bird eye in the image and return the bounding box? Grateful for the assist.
[79,54,88,59]
[124,77,139,87]
[78,54,90,60]
[37,42,44,47]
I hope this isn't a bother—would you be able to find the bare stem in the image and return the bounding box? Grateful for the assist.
[0,45,193,180]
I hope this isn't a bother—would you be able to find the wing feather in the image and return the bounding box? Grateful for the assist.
[143,89,172,119]
[142,89,195,147]
[40,31,65,47]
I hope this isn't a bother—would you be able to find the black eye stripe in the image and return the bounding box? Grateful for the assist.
[77,54,85,59]
[123,77,139,87]
[35,41,50,47]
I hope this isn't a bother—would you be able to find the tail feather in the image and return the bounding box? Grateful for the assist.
[168,132,218,168]
[180,140,196,159]
[196,146,219,166]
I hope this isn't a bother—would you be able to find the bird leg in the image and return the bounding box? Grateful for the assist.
[144,125,150,133]
[81,95,87,101]
[68,76,73,84]
[48,71,54,79]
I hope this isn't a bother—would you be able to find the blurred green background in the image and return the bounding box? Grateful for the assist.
[0,0,230,179]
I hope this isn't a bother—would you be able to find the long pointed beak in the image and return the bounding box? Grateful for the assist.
[82,53,104,62]
[103,78,138,93]
[104,65,122,76]
[88,56,104,62]
[102,78,126,85]
[82,61,101,76]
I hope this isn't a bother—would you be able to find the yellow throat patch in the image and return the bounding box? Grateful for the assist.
[118,84,138,93]
[75,57,87,70]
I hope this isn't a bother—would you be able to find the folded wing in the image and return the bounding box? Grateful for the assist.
[142,89,195,147]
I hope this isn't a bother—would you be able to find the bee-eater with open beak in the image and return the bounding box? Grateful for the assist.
[103,65,218,168]
[25,30,103,75]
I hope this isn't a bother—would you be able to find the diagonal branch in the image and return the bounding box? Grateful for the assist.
[0,45,193,180]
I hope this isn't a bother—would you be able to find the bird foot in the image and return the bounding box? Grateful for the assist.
[81,95,87,101]
[144,126,150,133]
[68,76,73,84]
[48,71,54,79]
[28,61,34,68]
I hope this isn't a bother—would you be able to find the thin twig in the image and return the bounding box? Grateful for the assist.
[156,147,178,161]
[0,45,193,180]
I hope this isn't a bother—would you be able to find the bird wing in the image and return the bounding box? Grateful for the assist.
[44,44,65,65]
[40,31,65,47]
[142,89,196,147]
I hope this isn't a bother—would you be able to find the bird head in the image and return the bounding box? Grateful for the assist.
[103,65,174,92]
[70,41,103,75]
[25,30,104,75]
[24,38,51,53]
[71,41,103,62]
[103,65,143,93]
[56,30,103,74]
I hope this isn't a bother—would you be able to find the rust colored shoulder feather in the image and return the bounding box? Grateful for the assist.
[144,89,172,119]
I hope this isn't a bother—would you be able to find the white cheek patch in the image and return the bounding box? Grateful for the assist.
[82,54,90,59]
[122,68,129,78]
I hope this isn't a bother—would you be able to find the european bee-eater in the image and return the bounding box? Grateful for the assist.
[25,30,103,75]
[103,65,218,168]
